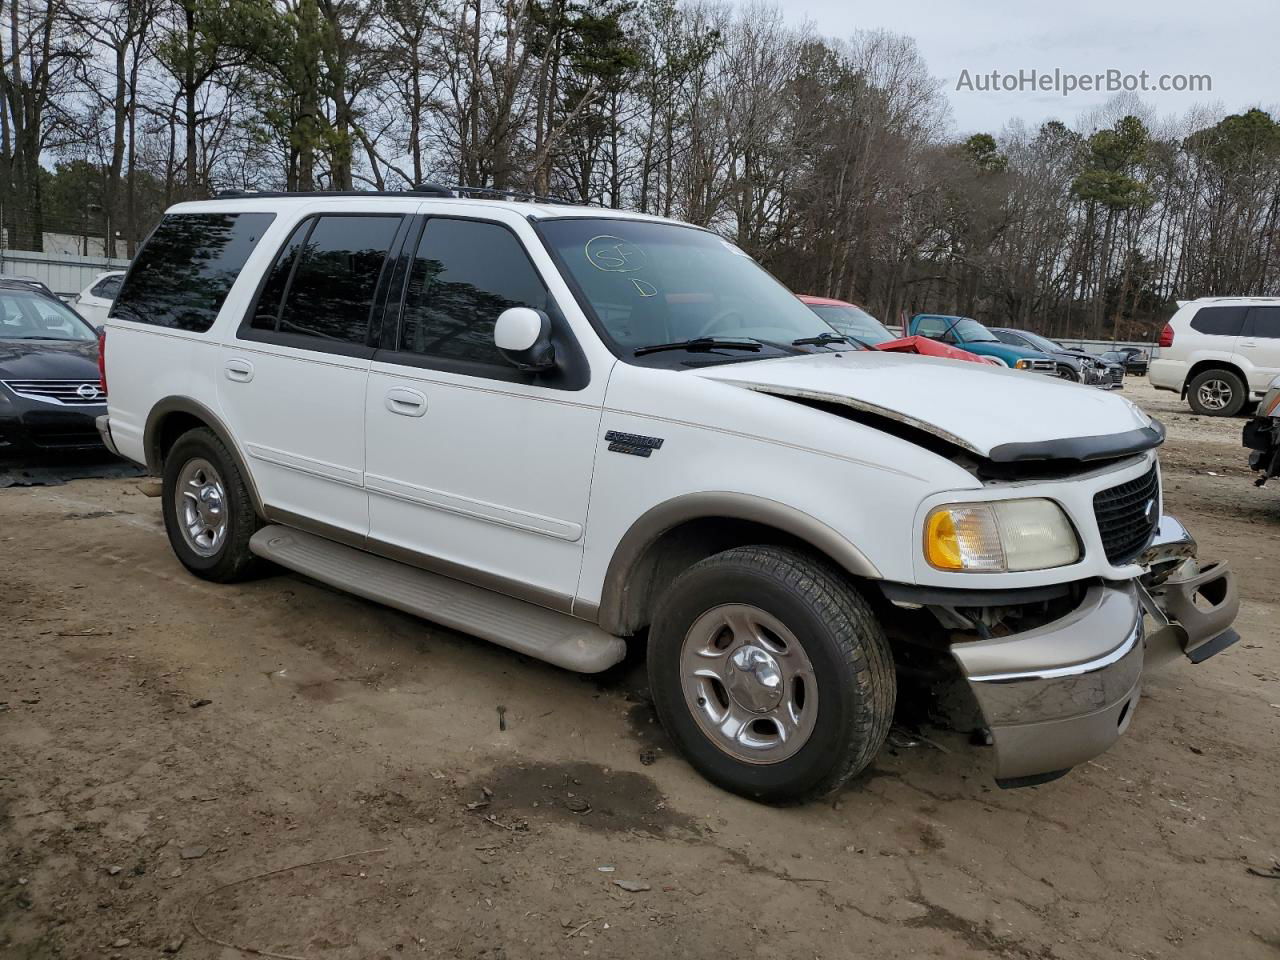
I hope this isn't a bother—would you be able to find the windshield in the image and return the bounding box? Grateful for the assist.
[0,291,95,341]
[538,219,834,361]
[1018,330,1063,354]
[949,318,1000,343]
[805,304,894,346]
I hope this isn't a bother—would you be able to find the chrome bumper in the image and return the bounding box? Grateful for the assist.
[949,513,1239,786]
[95,414,121,457]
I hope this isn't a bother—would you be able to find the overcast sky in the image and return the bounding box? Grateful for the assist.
[766,0,1279,135]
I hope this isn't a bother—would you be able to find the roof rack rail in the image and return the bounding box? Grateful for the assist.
[207,182,596,207]
[213,182,454,200]
[447,185,580,206]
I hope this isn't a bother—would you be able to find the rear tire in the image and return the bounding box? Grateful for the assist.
[161,428,264,582]
[647,546,895,804]
[1187,369,1246,416]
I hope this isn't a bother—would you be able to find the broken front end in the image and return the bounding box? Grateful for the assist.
[885,515,1239,788]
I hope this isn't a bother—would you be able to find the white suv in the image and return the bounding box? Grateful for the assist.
[1149,297,1280,415]
[97,189,1240,802]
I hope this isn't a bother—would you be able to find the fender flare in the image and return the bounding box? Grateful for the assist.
[143,396,265,515]
[593,491,882,634]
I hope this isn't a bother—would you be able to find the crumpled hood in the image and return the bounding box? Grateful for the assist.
[693,350,1156,460]
[0,340,99,381]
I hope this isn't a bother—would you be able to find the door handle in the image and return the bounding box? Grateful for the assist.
[384,387,427,417]
[224,359,254,382]
[1239,341,1257,348]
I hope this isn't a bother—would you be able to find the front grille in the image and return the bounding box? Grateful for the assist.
[2,379,106,405]
[1026,359,1057,373]
[1108,366,1124,384]
[1093,464,1160,565]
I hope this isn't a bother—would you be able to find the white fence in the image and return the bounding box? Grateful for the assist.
[0,248,130,298]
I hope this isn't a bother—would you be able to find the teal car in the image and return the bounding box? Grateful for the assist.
[909,314,1058,373]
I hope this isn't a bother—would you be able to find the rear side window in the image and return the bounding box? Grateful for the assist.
[1189,305,1247,337]
[398,218,548,365]
[91,275,122,299]
[249,214,401,346]
[1244,306,1280,339]
[110,213,274,332]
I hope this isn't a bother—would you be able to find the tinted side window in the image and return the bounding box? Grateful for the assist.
[1189,305,1247,337]
[399,219,548,364]
[277,215,401,345]
[110,213,274,331]
[250,220,310,331]
[1244,306,1280,339]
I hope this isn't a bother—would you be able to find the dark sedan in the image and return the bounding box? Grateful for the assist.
[0,279,107,456]
[1113,347,1149,375]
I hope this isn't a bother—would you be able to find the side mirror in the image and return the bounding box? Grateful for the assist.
[494,307,556,371]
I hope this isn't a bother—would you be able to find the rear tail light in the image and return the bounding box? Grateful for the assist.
[97,327,108,394]
[1158,323,1174,348]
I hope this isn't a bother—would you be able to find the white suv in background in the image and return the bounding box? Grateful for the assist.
[96,189,1239,803]
[73,271,126,326]
[1149,297,1280,415]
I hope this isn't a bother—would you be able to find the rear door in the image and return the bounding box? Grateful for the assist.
[1236,305,1280,393]
[217,208,411,539]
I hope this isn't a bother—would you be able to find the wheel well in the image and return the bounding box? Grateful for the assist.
[1182,360,1244,398]
[151,411,207,470]
[604,517,860,636]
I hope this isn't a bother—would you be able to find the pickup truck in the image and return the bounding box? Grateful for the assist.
[97,189,1241,803]
[909,314,1059,373]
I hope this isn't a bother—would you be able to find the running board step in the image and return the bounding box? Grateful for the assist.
[249,525,627,673]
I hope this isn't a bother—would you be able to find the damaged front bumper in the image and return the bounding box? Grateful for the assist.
[948,515,1239,787]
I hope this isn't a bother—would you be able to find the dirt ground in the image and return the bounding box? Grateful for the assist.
[2,378,1278,960]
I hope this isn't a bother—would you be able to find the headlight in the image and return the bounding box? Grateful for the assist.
[924,499,1080,572]
[1014,359,1033,369]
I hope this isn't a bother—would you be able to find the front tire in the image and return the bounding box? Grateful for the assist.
[647,546,895,804]
[1187,369,1246,416]
[161,428,264,582]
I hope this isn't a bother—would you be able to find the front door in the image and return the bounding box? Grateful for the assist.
[365,214,604,612]
[1236,305,1280,394]
[218,210,409,538]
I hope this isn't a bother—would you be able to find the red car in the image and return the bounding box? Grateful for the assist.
[797,295,998,366]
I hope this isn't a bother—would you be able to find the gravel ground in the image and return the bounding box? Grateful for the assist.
[2,377,1278,960]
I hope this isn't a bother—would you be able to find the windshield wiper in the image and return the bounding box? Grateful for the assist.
[791,332,850,347]
[634,337,764,357]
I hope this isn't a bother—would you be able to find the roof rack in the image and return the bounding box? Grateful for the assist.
[447,185,578,206]
[214,182,454,200]
[211,182,588,206]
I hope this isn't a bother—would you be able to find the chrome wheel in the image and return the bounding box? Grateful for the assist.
[679,604,818,764]
[1197,379,1233,411]
[175,457,228,557]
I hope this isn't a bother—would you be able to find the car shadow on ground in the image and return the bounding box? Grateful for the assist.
[0,452,145,488]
